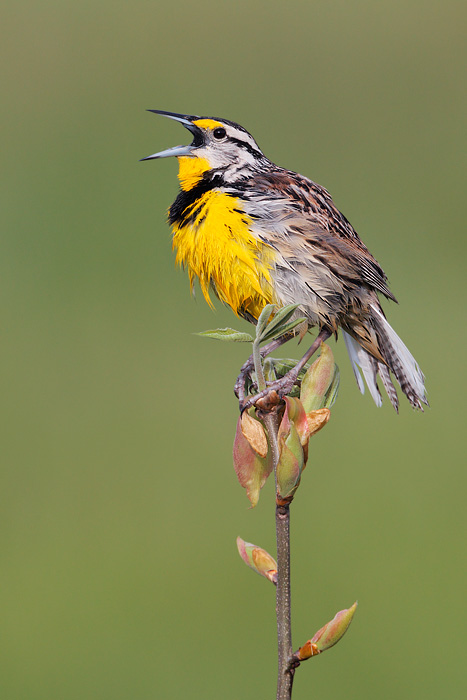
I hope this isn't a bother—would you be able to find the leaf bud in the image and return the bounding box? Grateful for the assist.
[233,416,272,507]
[300,343,339,412]
[276,399,305,503]
[236,537,277,584]
[311,602,357,652]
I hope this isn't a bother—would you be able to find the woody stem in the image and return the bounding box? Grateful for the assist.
[262,410,295,700]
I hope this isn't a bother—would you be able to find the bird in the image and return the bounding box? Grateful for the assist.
[142,110,427,412]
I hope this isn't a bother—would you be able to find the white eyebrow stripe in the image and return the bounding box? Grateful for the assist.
[225,128,263,154]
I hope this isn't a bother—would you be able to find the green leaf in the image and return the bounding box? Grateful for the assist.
[269,358,302,376]
[257,304,300,342]
[195,328,254,342]
[262,358,277,384]
[244,357,314,400]
[255,304,276,340]
[243,357,309,398]
[324,366,340,408]
[260,316,307,343]
[264,357,311,380]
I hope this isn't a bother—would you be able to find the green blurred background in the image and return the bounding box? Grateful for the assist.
[1,1,465,698]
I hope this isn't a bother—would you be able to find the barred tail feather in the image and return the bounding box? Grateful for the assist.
[342,310,427,411]
[370,305,427,410]
[377,362,399,413]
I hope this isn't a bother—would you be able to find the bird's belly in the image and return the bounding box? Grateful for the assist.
[272,273,321,325]
[171,190,276,319]
[271,262,344,332]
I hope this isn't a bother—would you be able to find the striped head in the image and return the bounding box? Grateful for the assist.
[141,110,269,189]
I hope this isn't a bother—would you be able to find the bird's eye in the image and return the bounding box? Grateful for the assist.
[213,127,226,140]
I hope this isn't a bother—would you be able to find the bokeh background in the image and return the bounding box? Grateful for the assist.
[1,1,465,698]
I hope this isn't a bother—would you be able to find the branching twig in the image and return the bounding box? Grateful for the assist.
[211,305,353,699]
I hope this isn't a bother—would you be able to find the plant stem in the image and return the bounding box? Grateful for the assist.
[252,339,267,392]
[263,411,295,700]
[276,503,294,699]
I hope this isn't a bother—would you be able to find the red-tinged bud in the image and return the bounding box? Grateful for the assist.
[290,602,357,668]
[236,536,256,569]
[300,343,339,412]
[233,416,273,507]
[296,640,320,661]
[282,397,310,446]
[236,537,277,584]
[311,602,357,652]
[276,401,304,503]
[240,411,268,458]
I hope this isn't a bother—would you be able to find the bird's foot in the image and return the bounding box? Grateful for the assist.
[237,328,331,413]
[240,366,302,413]
[234,334,298,404]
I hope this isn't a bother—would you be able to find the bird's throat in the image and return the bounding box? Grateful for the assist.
[177,156,211,191]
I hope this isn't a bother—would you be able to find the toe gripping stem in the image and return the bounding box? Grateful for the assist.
[236,329,331,413]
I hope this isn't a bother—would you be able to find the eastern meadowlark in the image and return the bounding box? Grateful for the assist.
[142,110,427,412]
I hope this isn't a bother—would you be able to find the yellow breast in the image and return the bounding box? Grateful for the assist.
[172,189,276,320]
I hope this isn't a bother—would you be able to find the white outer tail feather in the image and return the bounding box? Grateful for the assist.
[343,331,382,407]
[343,307,427,410]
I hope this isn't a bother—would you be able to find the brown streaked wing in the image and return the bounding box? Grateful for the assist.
[245,170,397,303]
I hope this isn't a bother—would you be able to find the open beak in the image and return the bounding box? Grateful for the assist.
[140,110,202,161]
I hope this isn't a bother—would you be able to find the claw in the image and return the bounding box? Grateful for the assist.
[237,329,332,414]
[234,334,297,406]
[241,371,300,413]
